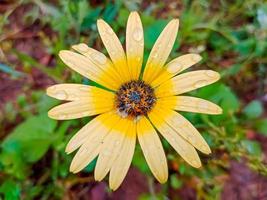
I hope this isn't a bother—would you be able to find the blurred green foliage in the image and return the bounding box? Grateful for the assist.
[0,0,267,199]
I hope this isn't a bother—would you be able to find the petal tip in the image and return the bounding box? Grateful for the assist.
[158,176,168,184]
[217,106,223,114]
[191,54,202,62]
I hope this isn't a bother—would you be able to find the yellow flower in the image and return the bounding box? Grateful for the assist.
[47,12,222,190]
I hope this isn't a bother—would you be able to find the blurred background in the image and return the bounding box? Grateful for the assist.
[0,0,267,199]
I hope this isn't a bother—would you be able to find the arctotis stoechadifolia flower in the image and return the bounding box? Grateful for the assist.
[47,12,222,190]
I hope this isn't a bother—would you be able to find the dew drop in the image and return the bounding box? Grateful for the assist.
[178,105,187,110]
[114,140,120,146]
[194,80,208,88]
[103,150,111,156]
[56,90,68,100]
[79,86,89,91]
[133,28,143,41]
[135,57,141,62]
[152,53,158,58]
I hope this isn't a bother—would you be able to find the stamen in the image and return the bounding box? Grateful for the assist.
[115,80,156,118]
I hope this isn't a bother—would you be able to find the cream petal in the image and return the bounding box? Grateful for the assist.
[71,43,122,88]
[137,117,168,183]
[109,121,136,190]
[65,112,114,154]
[126,11,144,79]
[156,70,220,97]
[158,96,222,115]
[155,106,211,154]
[46,84,114,101]
[48,100,114,120]
[143,19,179,84]
[94,117,132,181]
[148,109,201,168]
[59,50,118,90]
[97,19,131,82]
[151,54,202,87]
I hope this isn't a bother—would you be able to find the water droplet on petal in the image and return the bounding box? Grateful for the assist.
[79,86,89,91]
[56,90,68,100]
[194,80,208,88]
[152,53,158,58]
[103,150,111,156]
[114,140,120,146]
[133,28,143,41]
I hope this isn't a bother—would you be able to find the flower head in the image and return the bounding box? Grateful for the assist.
[47,12,222,190]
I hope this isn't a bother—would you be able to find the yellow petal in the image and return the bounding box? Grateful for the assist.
[155,70,220,98]
[94,116,132,181]
[158,96,222,115]
[48,99,114,120]
[97,19,130,82]
[72,43,122,89]
[126,11,144,79]
[150,54,202,87]
[46,84,114,101]
[109,121,136,190]
[65,112,114,154]
[148,109,201,168]
[69,112,120,173]
[143,19,179,84]
[59,50,118,90]
[137,117,168,183]
[153,104,211,154]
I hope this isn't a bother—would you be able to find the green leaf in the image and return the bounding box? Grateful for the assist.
[170,175,183,189]
[197,82,240,113]
[83,158,97,173]
[0,180,20,200]
[144,19,167,50]
[242,140,262,157]
[0,114,57,178]
[243,100,263,119]
[132,145,150,174]
[255,119,267,135]
[102,2,119,23]
[81,8,101,31]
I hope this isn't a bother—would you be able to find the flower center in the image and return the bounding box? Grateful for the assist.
[115,80,156,118]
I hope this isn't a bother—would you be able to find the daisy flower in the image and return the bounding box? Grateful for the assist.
[47,12,222,190]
